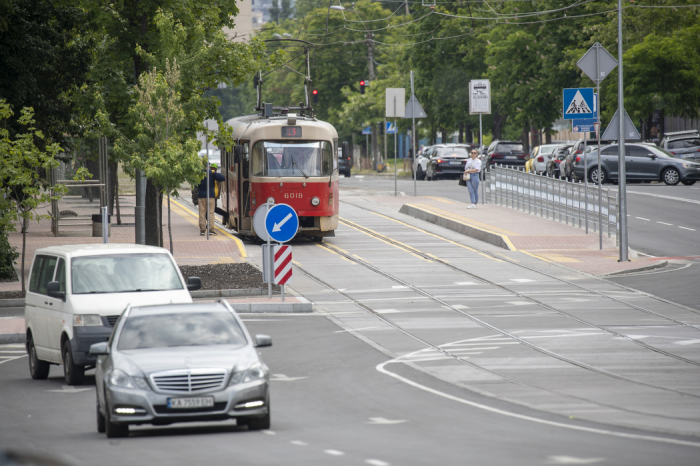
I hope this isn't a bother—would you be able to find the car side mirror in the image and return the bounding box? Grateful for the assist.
[649,154,657,159]
[89,342,110,356]
[47,281,65,301]
[254,334,272,347]
[187,276,201,291]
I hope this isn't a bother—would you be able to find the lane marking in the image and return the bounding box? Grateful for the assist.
[334,326,382,333]
[261,430,276,435]
[391,286,408,289]
[316,243,356,264]
[674,339,700,346]
[454,282,477,285]
[452,304,469,310]
[292,260,303,266]
[324,450,345,456]
[365,460,390,466]
[510,278,535,283]
[506,301,531,306]
[375,309,401,314]
[635,217,650,221]
[290,440,308,446]
[479,252,503,262]
[627,190,700,205]
[169,198,248,258]
[679,226,696,231]
[519,250,553,263]
[546,456,606,464]
[377,359,700,448]
[656,221,672,226]
[367,417,407,425]
[270,374,307,382]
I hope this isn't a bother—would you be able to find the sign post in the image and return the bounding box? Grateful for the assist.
[386,88,405,197]
[470,80,491,204]
[404,72,426,197]
[577,42,618,250]
[261,203,299,300]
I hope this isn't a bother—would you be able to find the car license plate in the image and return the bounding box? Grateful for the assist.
[506,155,517,159]
[449,161,461,165]
[167,397,214,409]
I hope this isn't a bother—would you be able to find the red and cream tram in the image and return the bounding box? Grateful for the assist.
[220,112,340,240]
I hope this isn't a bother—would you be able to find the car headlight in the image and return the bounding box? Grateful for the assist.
[267,197,275,204]
[311,196,320,206]
[133,377,151,391]
[73,314,102,326]
[109,369,134,389]
[682,163,700,169]
[229,362,268,386]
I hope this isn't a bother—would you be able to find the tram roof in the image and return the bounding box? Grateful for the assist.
[223,114,338,142]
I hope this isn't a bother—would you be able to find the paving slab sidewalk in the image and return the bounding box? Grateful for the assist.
[346,194,667,276]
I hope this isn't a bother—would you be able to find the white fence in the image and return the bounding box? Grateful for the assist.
[486,165,619,245]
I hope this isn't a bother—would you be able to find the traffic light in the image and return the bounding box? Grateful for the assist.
[360,80,365,94]
[312,89,318,104]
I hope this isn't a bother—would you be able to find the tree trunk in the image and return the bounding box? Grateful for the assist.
[371,126,378,164]
[108,161,117,215]
[520,125,530,153]
[458,123,464,143]
[530,125,540,148]
[82,158,100,201]
[465,123,473,143]
[145,178,160,246]
[441,128,447,145]
[545,127,552,144]
[158,191,163,248]
[167,193,173,254]
[492,108,506,140]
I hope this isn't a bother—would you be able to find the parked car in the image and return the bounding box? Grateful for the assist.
[425,146,471,180]
[563,141,606,181]
[659,130,700,161]
[415,143,470,180]
[24,244,201,386]
[527,144,559,175]
[573,143,700,185]
[92,301,271,438]
[485,140,527,168]
[545,145,573,179]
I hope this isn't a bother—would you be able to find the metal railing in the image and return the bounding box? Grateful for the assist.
[487,165,619,245]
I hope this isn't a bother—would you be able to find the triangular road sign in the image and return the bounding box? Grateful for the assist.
[566,91,592,115]
[405,94,427,119]
[601,109,641,141]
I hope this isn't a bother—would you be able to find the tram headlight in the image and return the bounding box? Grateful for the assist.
[267,197,275,204]
[311,197,320,206]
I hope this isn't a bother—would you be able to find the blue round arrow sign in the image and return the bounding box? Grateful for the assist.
[265,204,299,243]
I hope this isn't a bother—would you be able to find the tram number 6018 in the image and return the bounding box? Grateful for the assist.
[284,192,303,199]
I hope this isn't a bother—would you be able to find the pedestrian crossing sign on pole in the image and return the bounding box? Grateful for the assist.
[563,88,595,120]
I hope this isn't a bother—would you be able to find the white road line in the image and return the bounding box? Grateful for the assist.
[674,339,700,346]
[506,301,531,306]
[290,440,308,446]
[376,360,700,448]
[0,350,26,354]
[679,226,696,231]
[365,460,390,466]
[510,278,534,283]
[627,190,700,205]
[546,456,605,464]
[375,309,401,314]
[261,430,276,435]
[443,342,520,347]
[324,450,345,456]
[0,356,26,365]
[635,217,650,221]
[454,282,478,285]
[334,326,382,334]
[656,221,673,226]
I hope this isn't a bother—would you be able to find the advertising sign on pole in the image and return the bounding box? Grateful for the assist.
[385,88,405,117]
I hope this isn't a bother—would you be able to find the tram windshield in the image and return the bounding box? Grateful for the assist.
[251,141,333,177]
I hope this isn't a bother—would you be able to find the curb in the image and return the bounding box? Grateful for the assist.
[399,204,515,251]
[191,288,280,298]
[601,260,668,277]
[0,333,25,344]
[0,298,24,308]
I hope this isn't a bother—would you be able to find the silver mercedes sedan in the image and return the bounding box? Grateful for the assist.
[90,301,271,438]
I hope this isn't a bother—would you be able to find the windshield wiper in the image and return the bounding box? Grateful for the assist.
[291,156,309,179]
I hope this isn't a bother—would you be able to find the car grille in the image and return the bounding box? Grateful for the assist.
[150,369,228,393]
[106,316,119,327]
[153,402,227,414]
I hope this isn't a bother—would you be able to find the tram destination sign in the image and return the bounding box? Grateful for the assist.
[282,126,302,138]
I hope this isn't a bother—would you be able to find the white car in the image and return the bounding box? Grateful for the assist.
[24,244,200,385]
[531,144,560,174]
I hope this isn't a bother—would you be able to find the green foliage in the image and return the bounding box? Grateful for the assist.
[0,224,18,281]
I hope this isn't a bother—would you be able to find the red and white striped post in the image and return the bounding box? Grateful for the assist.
[273,245,292,301]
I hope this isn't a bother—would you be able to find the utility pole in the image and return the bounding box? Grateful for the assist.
[367,32,378,166]
[617,0,628,262]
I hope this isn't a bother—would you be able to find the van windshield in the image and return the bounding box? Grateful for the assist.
[251,140,332,177]
[71,254,184,294]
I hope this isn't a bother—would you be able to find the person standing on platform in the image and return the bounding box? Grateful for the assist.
[198,159,225,235]
[464,149,482,209]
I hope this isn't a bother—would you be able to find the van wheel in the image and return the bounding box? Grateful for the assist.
[28,336,50,380]
[63,340,85,386]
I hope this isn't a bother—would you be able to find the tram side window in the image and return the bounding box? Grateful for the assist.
[251,141,333,177]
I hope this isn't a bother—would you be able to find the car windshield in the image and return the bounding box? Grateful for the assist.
[118,310,247,350]
[251,140,332,177]
[539,146,557,154]
[71,254,183,294]
[668,138,700,149]
[497,144,523,152]
[437,148,469,157]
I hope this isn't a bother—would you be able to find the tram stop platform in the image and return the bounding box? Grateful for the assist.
[340,193,668,277]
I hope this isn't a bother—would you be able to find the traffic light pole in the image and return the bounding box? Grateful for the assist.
[617,0,628,262]
[411,71,416,197]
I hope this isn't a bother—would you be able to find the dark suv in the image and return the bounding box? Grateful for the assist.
[338,142,353,177]
[486,140,527,168]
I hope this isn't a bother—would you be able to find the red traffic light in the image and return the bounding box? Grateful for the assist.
[360,80,365,86]
[312,89,318,95]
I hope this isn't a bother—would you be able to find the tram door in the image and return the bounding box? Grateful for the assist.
[235,142,251,233]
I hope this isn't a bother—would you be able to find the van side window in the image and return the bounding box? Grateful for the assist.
[28,255,57,295]
[55,258,66,292]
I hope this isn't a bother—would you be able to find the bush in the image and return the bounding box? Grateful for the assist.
[0,227,19,281]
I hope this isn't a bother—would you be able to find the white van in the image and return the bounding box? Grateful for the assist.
[24,244,201,385]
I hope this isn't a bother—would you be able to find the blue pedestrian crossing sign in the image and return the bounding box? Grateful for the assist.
[563,88,595,120]
[265,204,299,243]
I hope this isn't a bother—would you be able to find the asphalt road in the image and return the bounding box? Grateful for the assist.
[2,178,700,465]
